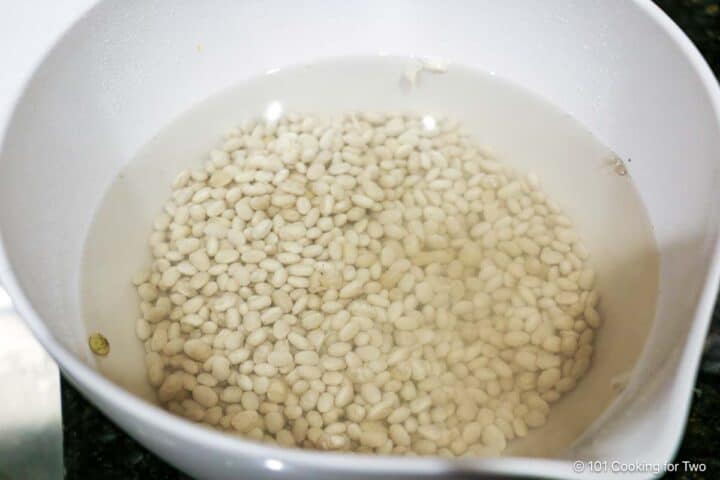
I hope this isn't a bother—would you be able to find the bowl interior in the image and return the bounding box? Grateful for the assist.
[80,56,658,457]
[1,0,719,472]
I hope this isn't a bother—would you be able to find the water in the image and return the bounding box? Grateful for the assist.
[81,56,658,457]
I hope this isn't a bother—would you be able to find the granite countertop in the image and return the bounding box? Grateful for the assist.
[61,1,720,479]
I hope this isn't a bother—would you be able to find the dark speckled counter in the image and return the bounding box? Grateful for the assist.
[62,1,720,479]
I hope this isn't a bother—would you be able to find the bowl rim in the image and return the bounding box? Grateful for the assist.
[1,0,719,477]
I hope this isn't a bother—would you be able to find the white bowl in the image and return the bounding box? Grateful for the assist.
[1,1,719,478]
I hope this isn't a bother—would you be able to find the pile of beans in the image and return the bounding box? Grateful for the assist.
[133,112,600,456]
